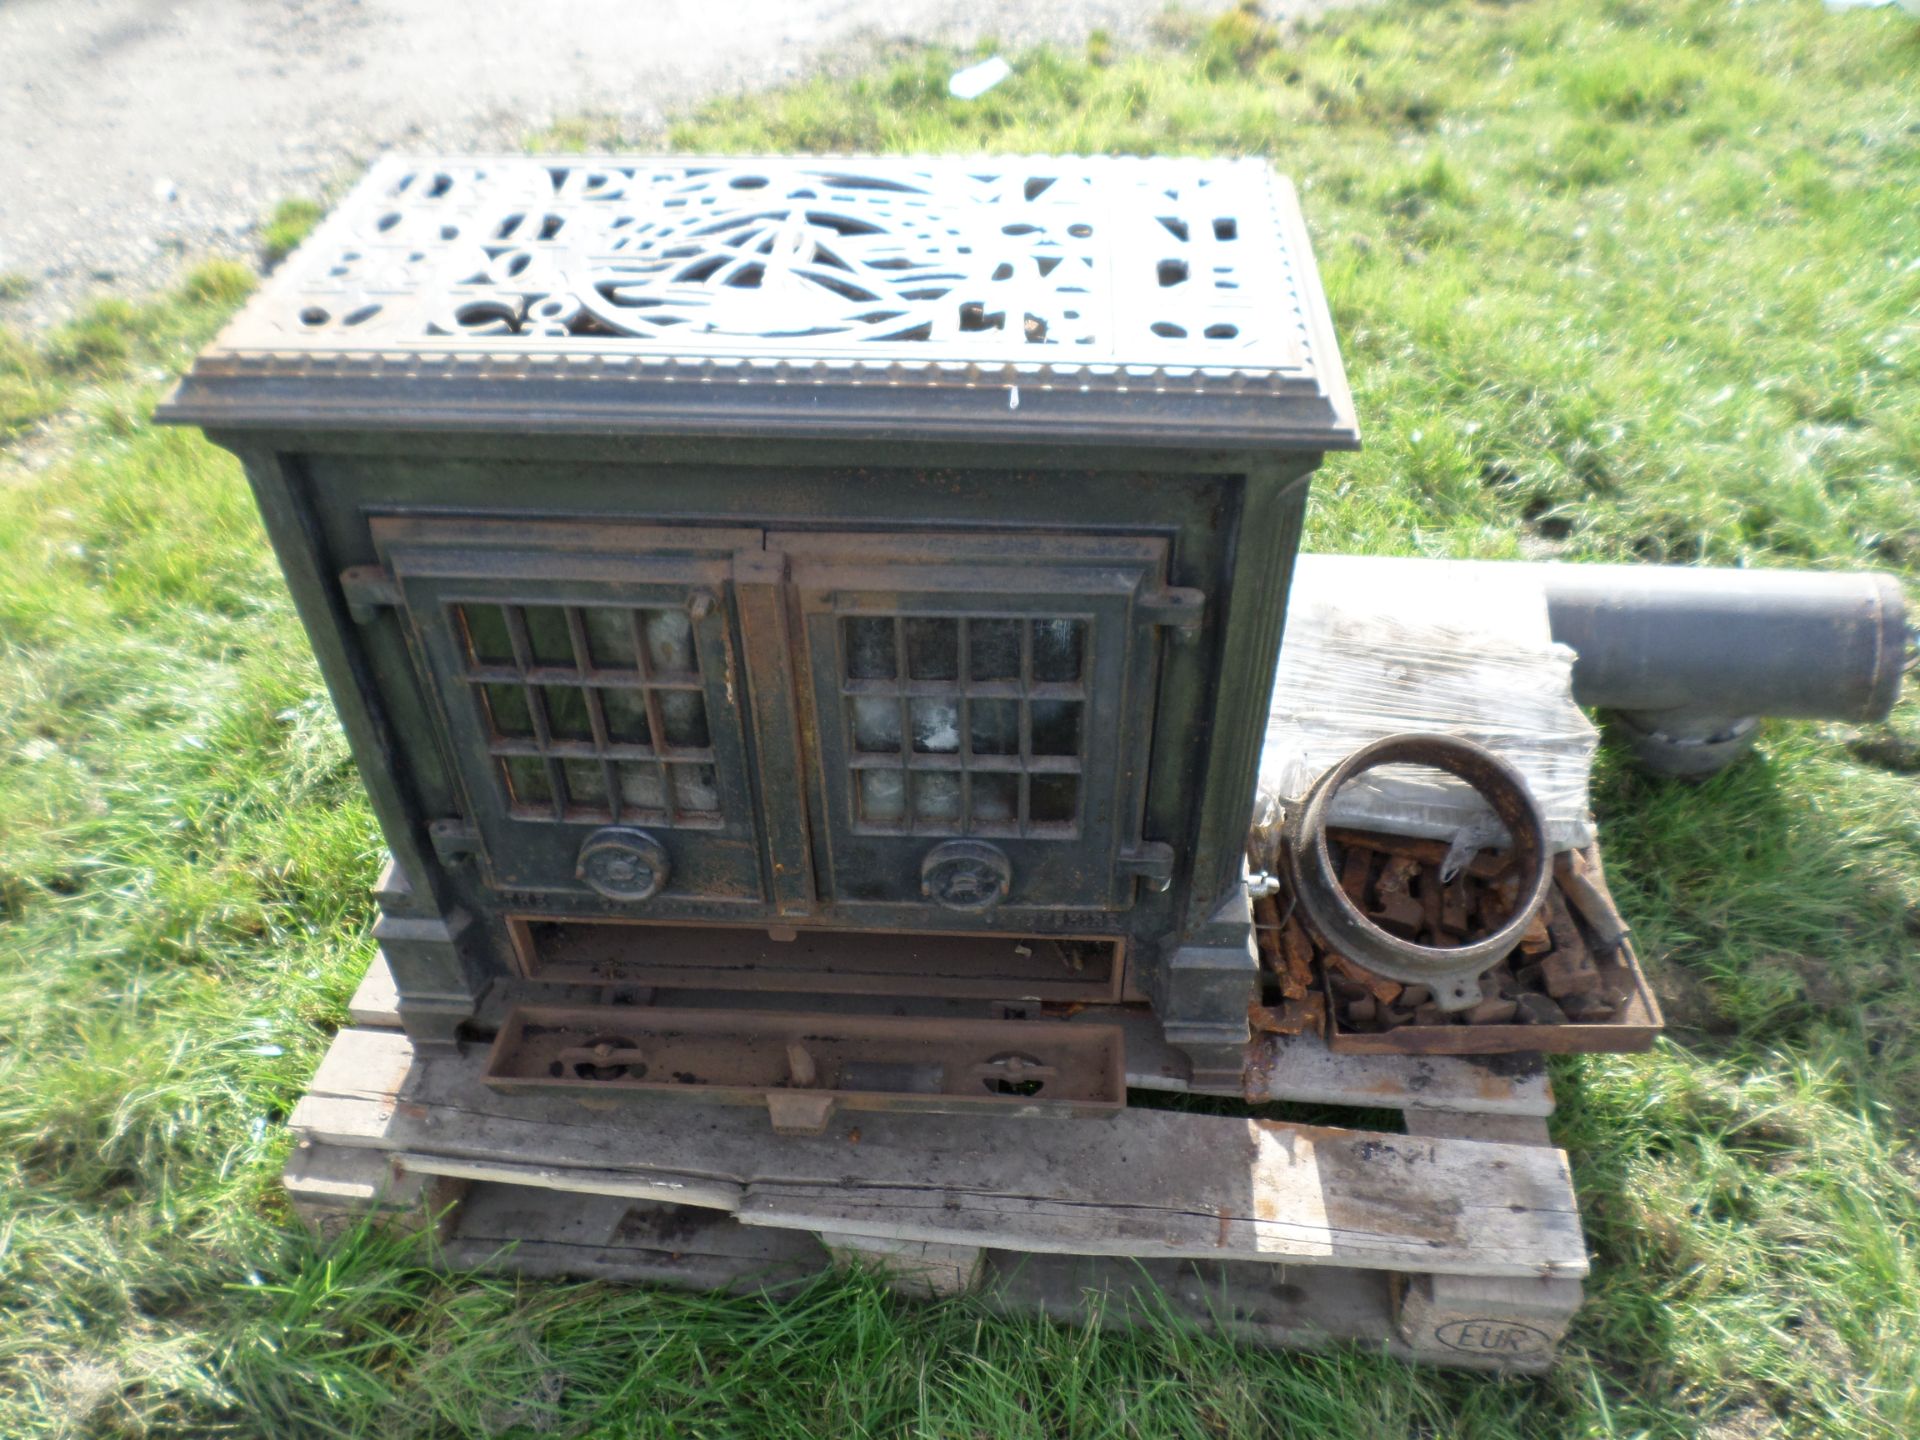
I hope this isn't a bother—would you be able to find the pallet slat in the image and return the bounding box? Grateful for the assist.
[348,953,401,1028]
[291,1027,1586,1280]
[447,1182,829,1289]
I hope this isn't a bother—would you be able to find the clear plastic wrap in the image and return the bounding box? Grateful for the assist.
[1255,555,1599,855]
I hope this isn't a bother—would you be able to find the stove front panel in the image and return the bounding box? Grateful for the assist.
[368,515,1186,930]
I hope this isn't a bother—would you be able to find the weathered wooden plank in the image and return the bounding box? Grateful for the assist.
[283,1142,415,1208]
[735,1129,1585,1273]
[348,951,401,1028]
[1403,1111,1555,1147]
[282,1152,1578,1373]
[405,1143,1583,1281]
[445,1185,828,1289]
[282,1140,465,1239]
[1244,1033,1554,1118]
[1393,1110,1579,1368]
[289,1028,1587,1278]
[394,1152,741,1214]
[1395,1272,1583,1371]
[820,1232,985,1297]
[288,1027,418,1143]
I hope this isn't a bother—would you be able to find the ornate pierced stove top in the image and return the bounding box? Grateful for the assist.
[161,155,1357,448]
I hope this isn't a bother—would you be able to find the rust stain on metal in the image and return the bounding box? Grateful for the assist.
[1283,735,1554,1015]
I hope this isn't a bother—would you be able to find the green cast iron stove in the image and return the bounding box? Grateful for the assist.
[161,154,1357,1100]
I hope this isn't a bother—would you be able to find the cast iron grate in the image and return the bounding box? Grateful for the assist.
[221,156,1309,375]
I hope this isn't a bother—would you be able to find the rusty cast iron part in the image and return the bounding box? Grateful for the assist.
[1295,835,1664,1055]
[1283,734,1553,1011]
[483,1005,1127,1134]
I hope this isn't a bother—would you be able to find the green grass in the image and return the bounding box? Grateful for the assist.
[3,0,1919,1434]
[259,198,326,266]
[0,260,256,442]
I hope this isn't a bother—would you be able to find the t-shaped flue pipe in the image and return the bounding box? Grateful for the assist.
[1536,562,1908,773]
[1292,556,1911,775]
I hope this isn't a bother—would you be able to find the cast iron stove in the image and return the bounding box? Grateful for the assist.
[161,154,1357,1103]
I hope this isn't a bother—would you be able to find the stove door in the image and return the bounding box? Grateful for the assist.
[370,517,766,909]
[775,530,1182,917]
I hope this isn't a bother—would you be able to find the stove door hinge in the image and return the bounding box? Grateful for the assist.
[1138,586,1206,635]
[340,565,400,624]
[1119,841,1177,892]
[428,818,480,867]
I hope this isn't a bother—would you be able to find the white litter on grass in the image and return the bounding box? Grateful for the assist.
[949,56,1011,100]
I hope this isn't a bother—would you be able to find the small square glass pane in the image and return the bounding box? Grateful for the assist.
[971,772,1018,825]
[844,617,897,681]
[1030,699,1082,757]
[659,691,710,750]
[905,617,959,681]
[601,689,652,746]
[670,763,720,815]
[1031,618,1085,683]
[617,762,666,812]
[912,770,962,824]
[859,768,908,823]
[850,697,902,753]
[562,759,609,809]
[504,756,553,808]
[643,608,697,675]
[543,685,594,742]
[583,608,639,670]
[1030,774,1078,825]
[523,607,576,667]
[968,618,1022,681]
[480,683,533,738]
[910,698,961,754]
[968,698,1019,756]
[461,605,515,666]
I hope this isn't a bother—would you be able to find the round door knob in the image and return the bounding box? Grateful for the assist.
[576,827,670,902]
[920,840,1013,913]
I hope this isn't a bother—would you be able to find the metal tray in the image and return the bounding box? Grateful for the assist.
[483,1003,1126,1132]
[1321,845,1665,1057]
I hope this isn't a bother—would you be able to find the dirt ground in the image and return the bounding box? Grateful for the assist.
[0,0,1201,330]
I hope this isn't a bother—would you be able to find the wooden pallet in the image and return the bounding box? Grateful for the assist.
[289,954,1587,1371]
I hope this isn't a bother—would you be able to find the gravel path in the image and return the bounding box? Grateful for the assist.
[0,0,1203,331]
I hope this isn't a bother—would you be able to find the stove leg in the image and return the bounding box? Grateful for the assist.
[1161,888,1259,1091]
[373,856,485,1049]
